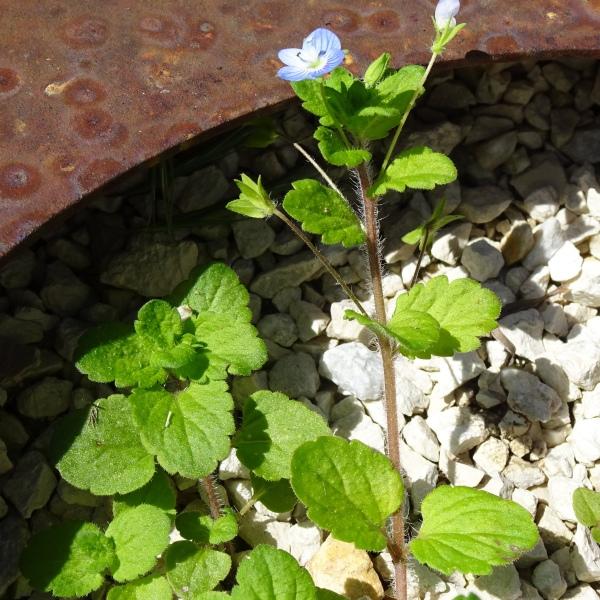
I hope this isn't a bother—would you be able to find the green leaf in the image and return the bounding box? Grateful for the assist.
[131,381,234,479]
[291,437,403,551]
[314,126,371,168]
[52,395,155,496]
[573,487,600,527]
[113,470,176,517]
[243,118,279,149]
[251,474,297,513]
[226,174,275,219]
[316,590,346,600]
[176,509,238,545]
[236,391,331,481]
[364,52,391,87]
[106,504,171,582]
[75,322,167,389]
[370,147,457,196]
[191,313,267,380]
[592,527,600,543]
[170,262,253,323]
[107,575,172,600]
[375,65,425,109]
[195,594,231,600]
[165,541,231,598]
[231,545,317,600]
[21,521,115,597]
[283,179,365,248]
[401,225,425,246]
[392,275,502,357]
[344,309,441,359]
[410,486,539,576]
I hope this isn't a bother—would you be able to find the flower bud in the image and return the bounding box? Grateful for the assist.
[435,0,460,29]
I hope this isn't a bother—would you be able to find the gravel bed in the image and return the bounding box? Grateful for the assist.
[2,57,600,600]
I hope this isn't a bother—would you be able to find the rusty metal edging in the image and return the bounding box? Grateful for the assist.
[1,0,600,259]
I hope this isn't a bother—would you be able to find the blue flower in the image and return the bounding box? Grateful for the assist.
[435,0,460,29]
[277,28,345,82]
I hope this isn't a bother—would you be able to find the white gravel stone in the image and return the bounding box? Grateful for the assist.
[499,309,545,361]
[521,265,550,299]
[439,449,485,487]
[218,448,250,480]
[569,418,600,464]
[289,300,329,342]
[399,440,438,510]
[524,186,560,222]
[543,444,576,478]
[500,368,562,422]
[326,299,372,342]
[512,488,538,517]
[539,505,574,552]
[547,333,600,391]
[532,559,567,600]
[502,455,546,489]
[473,437,510,476]
[572,524,600,583]
[462,238,505,282]
[427,407,488,456]
[567,258,600,307]
[330,396,385,454]
[402,416,440,462]
[428,351,486,398]
[547,476,586,522]
[582,386,600,418]
[563,585,600,599]
[288,521,322,566]
[320,342,383,401]
[523,217,567,270]
[431,222,472,265]
[239,511,292,552]
[548,241,583,282]
[471,565,522,600]
[565,214,600,245]
[459,185,513,223]
[541,304,569,336]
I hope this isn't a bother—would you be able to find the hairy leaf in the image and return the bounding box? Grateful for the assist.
[170,262,253,323]
[107,574,172,600]
[314,127,371,168]
[191,312,267,381]
[251,474,297,513]
[75,322,167,389]
[21,521,115,597]
[165,542,231,598]
[344,309,441,359]
[291,437,403,551]
[573,487,600,527]
[375,65,424,109]
[131,381,234,479]
[283,179,365,248]
[370,147,457,196]
[106,504,171,582]
[393,275,502,356]
[113,470,176,517]
[410,486,539,575]
[176,509,238,545]
[236,391,331,481]
[52,395,155,496]
[231,545,317,600]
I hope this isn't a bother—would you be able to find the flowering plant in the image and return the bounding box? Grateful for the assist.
[20,3,540,600]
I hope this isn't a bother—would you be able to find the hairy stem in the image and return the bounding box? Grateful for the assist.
[380,51,439,174]
[356,163,407,599]
[274,208,368,316]
[293,142,344,198]
[201,475,223,520]
[409,229,430,289]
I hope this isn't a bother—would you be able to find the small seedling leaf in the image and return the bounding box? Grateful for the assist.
[165,541,231,598]
[370,147,457,196]
[410,486,539,575]
[291,436,403,551]
[21,521,115,597]
[236,391,331,481]
[393,275,502,357]
[364,52,391,87]
[52,395,155,496]
[230,545,317,600]
[227,174,275,219]
[131,381,234,479]
[283,179,365,248]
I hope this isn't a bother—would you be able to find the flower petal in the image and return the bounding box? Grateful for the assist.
[435,0,460,28]
[311,49,345,77]
[277,65,311,82]
[302,27,341,55]
[278,48,305,68]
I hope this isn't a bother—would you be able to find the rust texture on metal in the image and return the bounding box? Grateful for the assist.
[1,0,600,257]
